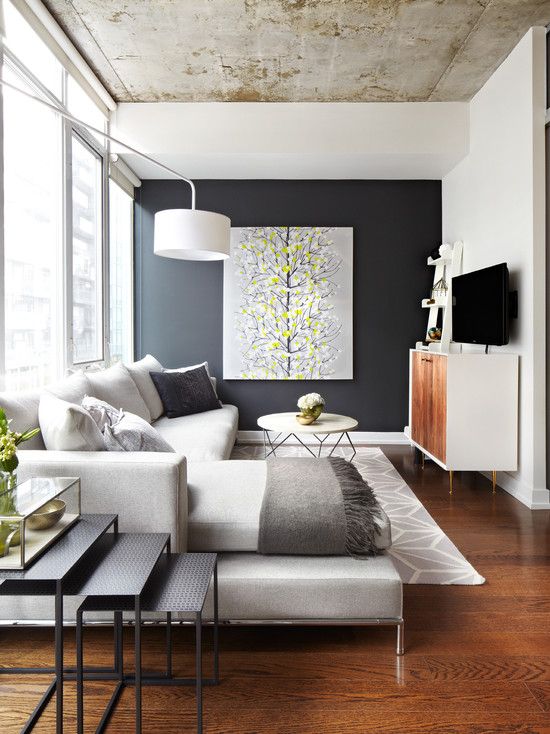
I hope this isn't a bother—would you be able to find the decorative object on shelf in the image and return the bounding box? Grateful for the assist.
[431,266,448,298]
[439,243,453,259]
[0,477,81,569]
[27,499,66,531]
[419,241,463,353]
[224,227,353,380]
[428,327,442,341]
[297,393,325,424]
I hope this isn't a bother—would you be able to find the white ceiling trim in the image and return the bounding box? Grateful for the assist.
[112,101,469,180]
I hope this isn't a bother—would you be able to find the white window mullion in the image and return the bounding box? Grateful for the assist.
[0,46,6,392]
[102,126,110,367]
[63,116,73,374]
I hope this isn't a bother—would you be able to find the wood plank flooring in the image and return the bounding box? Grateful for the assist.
[1,445,550,733]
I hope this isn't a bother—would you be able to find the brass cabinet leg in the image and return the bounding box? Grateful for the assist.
[449,470,453,495]
[421,453,425,469]
[492,470,497,494]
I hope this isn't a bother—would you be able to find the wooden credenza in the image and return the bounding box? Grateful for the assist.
[407,349,518,486]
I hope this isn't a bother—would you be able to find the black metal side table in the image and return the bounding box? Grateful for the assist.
[0,513,118,734]
[76,551,218,734]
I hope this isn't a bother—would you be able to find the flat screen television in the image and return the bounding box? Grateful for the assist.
[452,263,512,346]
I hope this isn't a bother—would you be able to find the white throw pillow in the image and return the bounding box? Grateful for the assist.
[39,394,105,451]
[45,370,91,404]
[0,390,44,449]
[126,355,164,421]
[103,411,174,452]
[165,361,218,395]
[86,363,152,423]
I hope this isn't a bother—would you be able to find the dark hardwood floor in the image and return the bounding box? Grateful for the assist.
[2,445,550,733]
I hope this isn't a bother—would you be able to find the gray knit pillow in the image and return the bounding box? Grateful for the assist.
[103,411,174,452]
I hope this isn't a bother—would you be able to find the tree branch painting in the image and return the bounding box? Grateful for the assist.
[223,226,353,380]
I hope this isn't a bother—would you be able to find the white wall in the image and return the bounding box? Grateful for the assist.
[113,101,468,180]
[442,28,547,508]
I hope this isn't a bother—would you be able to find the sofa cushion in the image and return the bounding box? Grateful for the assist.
[126,355,164,421]
[187,460,392,553]
[45,371,91,404]
[153,404,238,461]
[202,553,402,621]
[187,460,267,551]
[87,363,151,423]
[39,394,105,451]
[150,366,220,419]
[0,389,44,450]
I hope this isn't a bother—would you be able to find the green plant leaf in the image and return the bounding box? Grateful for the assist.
[16,427,40,445]
[0,409,8,435]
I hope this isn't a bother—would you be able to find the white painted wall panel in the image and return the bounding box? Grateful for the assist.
[442,27,547,507]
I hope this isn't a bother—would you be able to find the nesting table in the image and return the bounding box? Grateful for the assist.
[258,412,359,460]
[76,548,218,734]
[0,514,218,734]
[0,513,118,734]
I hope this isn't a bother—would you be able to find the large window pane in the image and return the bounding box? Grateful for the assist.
[3,67,62,390]
[4,1,63,99]
[67,75,107,143]
[71,135,103,364]
[108,181,134,364]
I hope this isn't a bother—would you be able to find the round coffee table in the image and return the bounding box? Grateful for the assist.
[257,412,358,461]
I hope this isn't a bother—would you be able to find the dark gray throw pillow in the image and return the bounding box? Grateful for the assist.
[149,366,221,419]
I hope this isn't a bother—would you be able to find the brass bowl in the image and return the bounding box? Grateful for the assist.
[296,414,316,426]
[27,499,66,531]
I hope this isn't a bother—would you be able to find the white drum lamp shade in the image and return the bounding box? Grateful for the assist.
[154,209,231,261]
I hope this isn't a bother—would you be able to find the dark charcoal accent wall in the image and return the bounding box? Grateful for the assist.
[135,180,439,431]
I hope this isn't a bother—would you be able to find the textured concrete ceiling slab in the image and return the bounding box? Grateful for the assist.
[43,0,550,102]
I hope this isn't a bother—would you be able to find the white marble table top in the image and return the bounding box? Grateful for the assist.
[257,412,358,435]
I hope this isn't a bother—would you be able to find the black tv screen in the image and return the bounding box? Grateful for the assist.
[452,263,510,346]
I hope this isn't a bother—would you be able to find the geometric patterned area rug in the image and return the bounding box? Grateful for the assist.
[231,444,485,585]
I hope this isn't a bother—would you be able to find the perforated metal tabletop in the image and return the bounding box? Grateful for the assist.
[0,514,117,588]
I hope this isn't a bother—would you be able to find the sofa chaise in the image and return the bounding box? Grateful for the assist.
[0,356,404,653]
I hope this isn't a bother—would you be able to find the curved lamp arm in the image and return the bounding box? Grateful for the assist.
[0,77,196,208]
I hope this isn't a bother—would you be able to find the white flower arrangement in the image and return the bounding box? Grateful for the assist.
[297,393,325,411]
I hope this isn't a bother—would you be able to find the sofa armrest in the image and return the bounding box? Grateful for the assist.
[17,451,188,551]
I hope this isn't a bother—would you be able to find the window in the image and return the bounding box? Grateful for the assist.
[3,66,63,390]
[1,1,136,389]
[108,181,134,365]
[4,1,63,99]
[67,74,106,143]
[71,135,104,364]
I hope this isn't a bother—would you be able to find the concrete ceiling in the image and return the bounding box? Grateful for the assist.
[44,0,550,102]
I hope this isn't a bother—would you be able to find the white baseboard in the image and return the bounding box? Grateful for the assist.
[480,470,550,509]
[236,430,408,446]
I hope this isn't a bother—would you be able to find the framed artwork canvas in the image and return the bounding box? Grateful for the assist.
[223,226,353,380]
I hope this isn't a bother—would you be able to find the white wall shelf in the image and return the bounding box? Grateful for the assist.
[421,241,463,353]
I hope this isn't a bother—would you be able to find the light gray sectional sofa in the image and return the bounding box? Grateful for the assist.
[0,356,403,652]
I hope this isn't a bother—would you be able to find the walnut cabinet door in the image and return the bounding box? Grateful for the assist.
[411,352,447,464]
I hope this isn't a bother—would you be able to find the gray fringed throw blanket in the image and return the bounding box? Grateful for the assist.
[258,457,383,557]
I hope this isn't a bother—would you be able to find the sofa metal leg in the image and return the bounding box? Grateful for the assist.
[396,621,404,656]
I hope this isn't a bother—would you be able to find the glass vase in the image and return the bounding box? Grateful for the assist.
[0,469,19,550]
